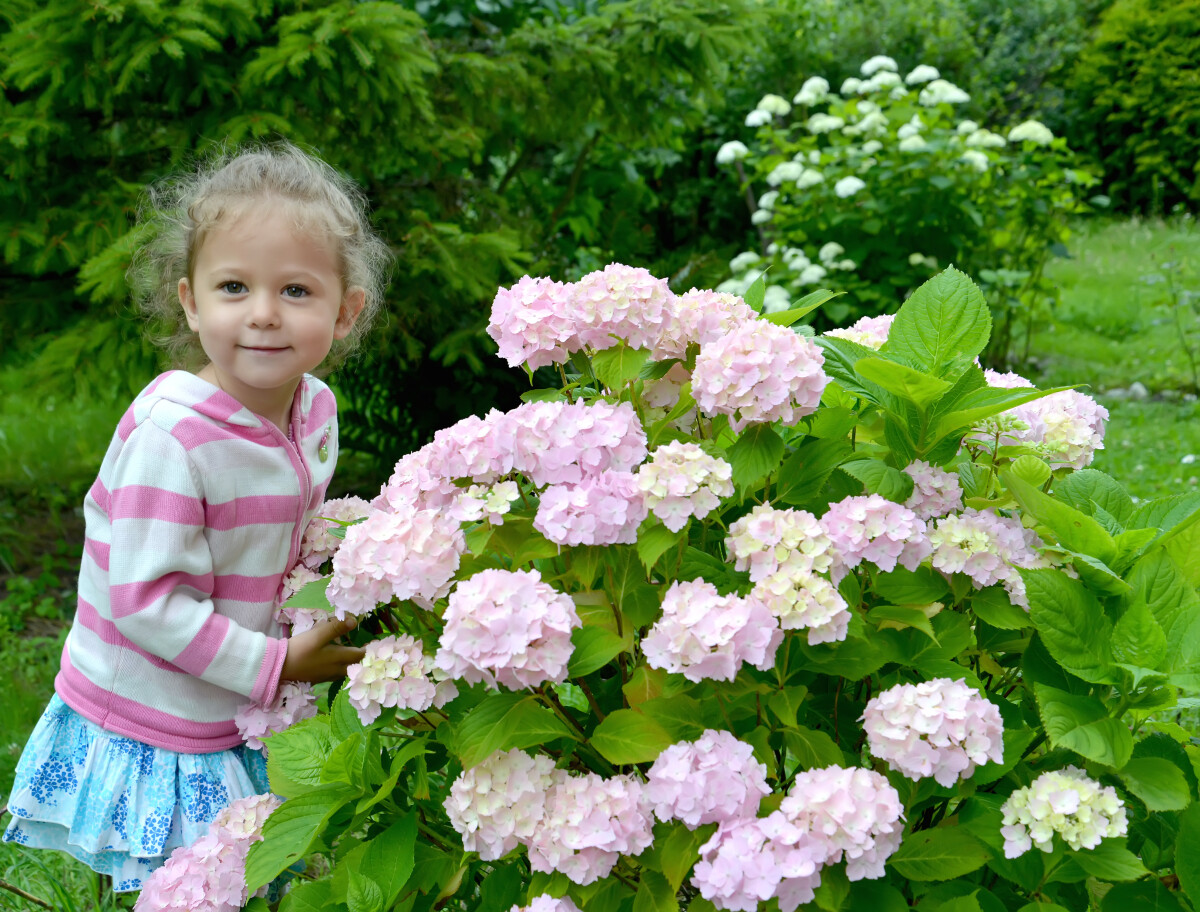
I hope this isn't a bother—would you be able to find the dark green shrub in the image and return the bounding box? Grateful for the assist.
[1070,0,1200,213]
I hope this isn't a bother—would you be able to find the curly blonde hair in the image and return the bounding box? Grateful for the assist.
[129,141,393,369]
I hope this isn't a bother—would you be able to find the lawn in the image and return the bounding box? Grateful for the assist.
[0,215,1197,909]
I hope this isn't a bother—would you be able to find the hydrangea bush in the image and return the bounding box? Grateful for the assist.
[716,56,1099,363]
[218,265,1200,912]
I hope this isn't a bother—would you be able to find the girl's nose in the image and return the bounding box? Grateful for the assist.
[247,292,282,327]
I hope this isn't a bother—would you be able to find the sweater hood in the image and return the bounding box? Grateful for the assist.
[137,370,316,434]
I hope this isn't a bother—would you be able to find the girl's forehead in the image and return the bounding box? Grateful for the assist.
[195,197,343,262]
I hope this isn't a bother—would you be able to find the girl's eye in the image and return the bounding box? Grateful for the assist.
[283,285,309,298]
[220,281,247,294]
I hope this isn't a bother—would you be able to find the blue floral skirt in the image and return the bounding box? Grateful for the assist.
[3,695,270,893]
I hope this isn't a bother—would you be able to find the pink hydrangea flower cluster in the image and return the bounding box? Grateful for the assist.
[641,362,698,431]
[508,400,647,487]
[773,766,904,881]
[487,275,579,368]
[652,289,759,360]
[512,896,583,912]
[862,678,1004,786]
[822,313,895,350]
[446,751,654,885]
[535,470,648,546]
[444,748,560,860]
[642,579,782,682]
[691,765,903,911]
[692,321,829,432]
[981,370,1108,469]
[527,771,655,885]
[326,508,466,618]
[692,818,822,912]
[570,263,675,352]
[298,496,371,568]
[276,563,325,633]
[1000,766,1127,857]
[233,682,318,750]
[636,442,734,532]
[487,268,760,369]
[928,508,1047,607]
[751,556,851,644]
[903,460,963,520]
[645,730,770,828]
[435,569,580,690]
[726,503,834,580]
[820,495,932,582]
[134,794,280,912]
[346,634,458,724]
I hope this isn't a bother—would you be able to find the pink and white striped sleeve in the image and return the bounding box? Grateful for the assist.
[105,420,286,704]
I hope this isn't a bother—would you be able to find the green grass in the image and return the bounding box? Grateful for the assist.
[1035,215,1200,501]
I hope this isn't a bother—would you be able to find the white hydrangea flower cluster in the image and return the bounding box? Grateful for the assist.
[726,502,834,581]
[903,460,964,519]
[929,508,1047,608]
[1008,119,1055,146]
[636,441,734,532]
[918,79,970,106]
[823,313,895,350]
[346,634,458,725]
[1000,767,1128,857]
[444,748,560,860]
[862,678,1004,786]
[453,481,521,525]
[820,494,933,582]
[692,320,828,432]
[752,556,850,644]
[233,682,318,751]
[645,730,770,828]
[642,579,782,682]
[435,568,580,690]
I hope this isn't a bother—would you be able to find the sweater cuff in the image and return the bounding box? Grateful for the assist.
[251,636,289,705]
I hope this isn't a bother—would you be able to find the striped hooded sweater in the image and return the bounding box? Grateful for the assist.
[56,371,338,753]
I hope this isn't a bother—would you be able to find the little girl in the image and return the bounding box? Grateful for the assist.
[3,142,392,892]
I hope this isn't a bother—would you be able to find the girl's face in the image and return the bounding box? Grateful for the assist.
[178,204,364,426]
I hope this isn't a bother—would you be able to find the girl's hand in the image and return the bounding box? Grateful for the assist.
[281,615,366,683]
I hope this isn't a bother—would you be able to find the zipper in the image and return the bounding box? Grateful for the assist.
[277,413,313,573]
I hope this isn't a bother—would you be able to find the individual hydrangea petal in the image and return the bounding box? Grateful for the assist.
[233,682,318,750]
[636,442,734,532]
[642,580,782,683]
[820,495,932,583]
[445,748,560,860]
[527,772,655,885]
[1000,767,1127,857]
[692,322,828,432]
[862,678,1004,786]
[435,568,581,690]
[645,730,770,828]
